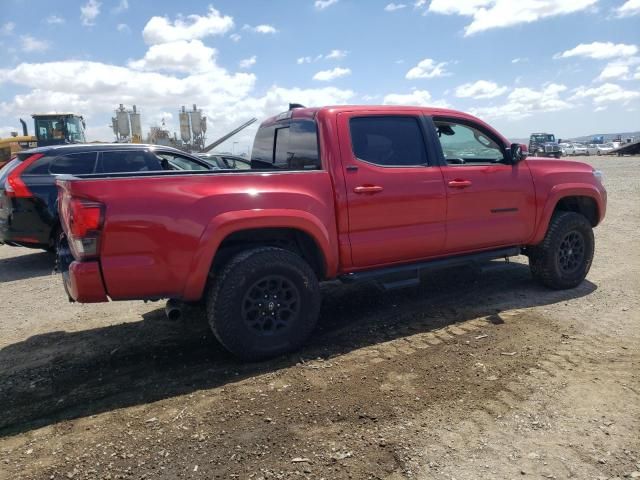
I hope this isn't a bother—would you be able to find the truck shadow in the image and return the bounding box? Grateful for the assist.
[0,261,596,436]
[0,249,55,283]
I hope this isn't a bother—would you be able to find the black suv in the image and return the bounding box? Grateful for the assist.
[0,144,212,251]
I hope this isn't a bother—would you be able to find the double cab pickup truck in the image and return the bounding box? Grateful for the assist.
[55,105,606,360]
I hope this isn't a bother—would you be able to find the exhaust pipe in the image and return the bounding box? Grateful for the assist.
[165,299,183,321]
[20,118,28,136]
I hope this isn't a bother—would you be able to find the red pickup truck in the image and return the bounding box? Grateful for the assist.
[56,105,606,360]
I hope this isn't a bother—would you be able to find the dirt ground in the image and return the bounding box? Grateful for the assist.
[0,156,638,480]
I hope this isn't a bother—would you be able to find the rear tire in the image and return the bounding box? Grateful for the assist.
[206,247,321,361]
[528,212,594,289]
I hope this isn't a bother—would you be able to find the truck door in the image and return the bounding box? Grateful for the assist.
[431,117,536,253]
[337,112,447,268]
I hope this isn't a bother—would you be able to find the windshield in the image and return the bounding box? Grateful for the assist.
[35,116,86,144]
[65,117,86,143]
[532,134,555,143]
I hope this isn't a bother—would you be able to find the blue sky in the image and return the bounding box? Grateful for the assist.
[1,0,639,150]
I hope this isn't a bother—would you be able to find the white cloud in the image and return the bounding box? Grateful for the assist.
[143,6,233,45]
[470,83,572,120]
[385,3,407,11]
[455,80,508,99]
[313,67,351,81]
[239,55,257,69]
[21,35,50,53]
[315,0,339,10]
[1,22,15,35]
[511,57,528,63]
[425,0,597,36]
[116,23,130,33]
[244,24,278,34]
[229,33,241,42]
[405,58,449,79]
[325,49,348,60]
[80,0,101,27]
[597,62,631,81]
[0,57,353,146]
[113,0,128,13]
[571,82,640,105]
[556,41,639,60]
[297,50,348,64]
[128,40,218,73]
[46,15,65,25]
[383,89,450,107]
[615,0,640,17]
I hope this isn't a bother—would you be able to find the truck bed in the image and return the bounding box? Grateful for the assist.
[57,169,339,302]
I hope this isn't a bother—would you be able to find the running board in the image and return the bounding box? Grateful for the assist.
[339,247,521,290]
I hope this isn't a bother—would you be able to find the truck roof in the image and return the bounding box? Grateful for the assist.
[261,105,487,127]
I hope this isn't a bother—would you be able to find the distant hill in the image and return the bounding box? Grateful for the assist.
[568,131,640,143]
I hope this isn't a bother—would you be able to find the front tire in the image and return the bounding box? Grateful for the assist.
[528,212,594,289]
[206,247,321,361]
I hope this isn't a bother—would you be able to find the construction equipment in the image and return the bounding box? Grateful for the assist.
[201,118,257,153]
[31,113,86,146]
[0,113,86,168]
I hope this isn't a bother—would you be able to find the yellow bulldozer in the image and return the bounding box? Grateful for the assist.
[0,113,86,169]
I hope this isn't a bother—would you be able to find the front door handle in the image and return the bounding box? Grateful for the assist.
[447,179,472,189]
[354,185,384,194]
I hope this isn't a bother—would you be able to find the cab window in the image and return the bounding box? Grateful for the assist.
[349,116,428,167]
[434,121,505,165]
[251,119,320,170]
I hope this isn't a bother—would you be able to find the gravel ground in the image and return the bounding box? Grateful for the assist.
[0,156,638,480]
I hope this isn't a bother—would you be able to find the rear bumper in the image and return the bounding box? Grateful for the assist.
[62,260,108,303]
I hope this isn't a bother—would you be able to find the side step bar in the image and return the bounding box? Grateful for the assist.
[339,247,521,290]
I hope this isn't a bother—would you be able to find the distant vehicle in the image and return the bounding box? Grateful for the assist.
[529,133,562,158]
[1,144,212,252]
[197,153,251,170]
[570,144,589,156]
[559,142,573,156]
[56,105,606,360]
[596,143,616,155]
[584,144,599,156]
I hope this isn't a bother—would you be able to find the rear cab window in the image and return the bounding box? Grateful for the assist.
[251,119,320,170]
[349,116,428,167]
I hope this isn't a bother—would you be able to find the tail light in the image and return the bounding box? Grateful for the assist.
[60,193,104,260]
[4,153,44,198]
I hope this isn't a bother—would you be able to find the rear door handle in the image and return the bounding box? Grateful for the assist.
[447,179,472,189]
[354,185,384,194]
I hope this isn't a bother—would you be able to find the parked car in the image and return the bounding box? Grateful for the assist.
[570,143,589,156]
[0,144,212,251]
[559,142,573,156]
[596,143,616,155]
[56,105,607,360]
[197,153,251,170]
[585,144,599,156]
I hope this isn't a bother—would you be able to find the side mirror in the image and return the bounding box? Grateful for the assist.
[510,143,528,164]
